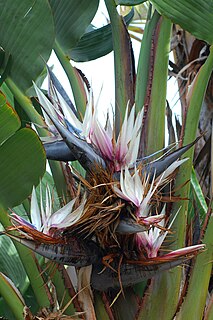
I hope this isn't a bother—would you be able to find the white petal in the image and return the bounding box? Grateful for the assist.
[91,121,113,160]
[121,168,139,206]
[39,183,45,227]
[139,173,163,217]
[48,198,76,226]
[133,168,144,204]
[45,185,52,220]
[49,195,86,229]
[125,105,135,143]
[56,90,83,132]
[30,186,41,230]
[82,91,94,137]
[33,82,58,122]
[126,110,143,164]
[113,185,131,202]
[156,158,188,184]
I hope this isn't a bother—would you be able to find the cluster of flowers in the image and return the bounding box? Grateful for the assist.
[8,75,204,289]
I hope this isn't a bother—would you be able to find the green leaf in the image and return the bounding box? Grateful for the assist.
[135,10,160,114]
[145,16,172,155]
[94,292,111,320]
[0,127,46,208]
[105,0,135,136]
[190,167,207,220]
[0,231,28,294]
[0,54,12,87]
[0,272,25,320]
[54,41,87,118]
[0,0,54,92]
[176,217,213,319]
[0,96,21,144]
[35,171,60,211]
[0,205,52,310]
[150,0,213,44]
[50,0,99,55]
[51,268,76,316]
[0,47,5,72]
[70,9,134,62]
[1,83,14,107]
[139,44,213,320]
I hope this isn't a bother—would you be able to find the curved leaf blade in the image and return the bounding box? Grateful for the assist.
[0,231,28,293]
[50,0,99,54]
[0,272,25,320]
[0,128,46,208]
[150,0,213,44]
[0,95,21,145]
[0,0,55,92]
[70,9,134,62]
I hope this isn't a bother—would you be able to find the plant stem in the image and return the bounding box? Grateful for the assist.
[6,79,46,131]
[0,272,25,320]
[0,206,51,309]
[54,40,86,118]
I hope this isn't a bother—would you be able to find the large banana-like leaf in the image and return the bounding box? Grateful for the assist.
[0,98,46,208]
[50,0,99,54]
[70,9,134,62]
[0,128,46,208]
[0,93,20,144]
[0,0,54,93]
[151,0,213,44]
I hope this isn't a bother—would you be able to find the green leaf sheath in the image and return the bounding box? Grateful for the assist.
[135,10,160,114]
[0,0,54,92]
[145,16,171,155]
[105,0,135,137]
[172,46,213,248]
[176,217,213,319]
[137,42,213,320]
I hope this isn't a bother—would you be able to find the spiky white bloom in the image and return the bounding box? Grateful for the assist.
[113,156,188,218]
[113,166,164,217]
[34,82,143,170]
[11,185,86,236]
[136,206,180,258]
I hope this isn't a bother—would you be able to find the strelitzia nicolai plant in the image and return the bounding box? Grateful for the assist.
[0,1,212,319]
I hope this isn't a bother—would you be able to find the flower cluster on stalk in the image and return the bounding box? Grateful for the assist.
[7,77,204,281]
